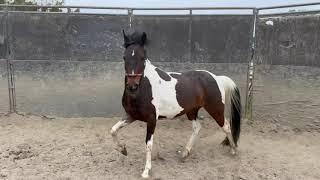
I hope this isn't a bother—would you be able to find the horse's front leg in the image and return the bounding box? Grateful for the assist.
[141,119,156,178]
[110,116,133,156]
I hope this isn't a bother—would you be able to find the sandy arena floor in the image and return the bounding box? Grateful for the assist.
[0,113,319,180]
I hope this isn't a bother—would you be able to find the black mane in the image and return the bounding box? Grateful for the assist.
[123,30,147,48]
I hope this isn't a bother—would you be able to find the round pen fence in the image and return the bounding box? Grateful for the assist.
[0,3,320,130]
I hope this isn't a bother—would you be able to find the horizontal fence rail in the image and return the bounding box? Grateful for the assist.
[258,2,320,10]
[0,4,256,10]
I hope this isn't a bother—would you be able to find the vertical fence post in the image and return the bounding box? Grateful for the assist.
[4,4,16,113]
[6,61,16,113]
[128,9,133,29]
[188,9,193,62]
[245,8,258,123]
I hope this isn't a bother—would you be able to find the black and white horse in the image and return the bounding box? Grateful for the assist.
[110,30,242,178]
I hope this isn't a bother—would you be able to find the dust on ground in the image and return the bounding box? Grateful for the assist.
[0,113,319,180]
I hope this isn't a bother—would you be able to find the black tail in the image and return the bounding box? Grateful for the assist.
[230,86,242,146]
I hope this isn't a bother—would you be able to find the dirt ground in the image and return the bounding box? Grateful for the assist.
[0,113,319,180]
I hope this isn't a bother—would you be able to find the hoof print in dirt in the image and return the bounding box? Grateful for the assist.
[9,144,36,161]
[0,174,7,178]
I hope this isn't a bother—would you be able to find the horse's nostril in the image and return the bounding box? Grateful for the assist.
[132,85,138,90]
[127,84,138,91]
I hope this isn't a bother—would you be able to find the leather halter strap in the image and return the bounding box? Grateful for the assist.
[125,73,143,77]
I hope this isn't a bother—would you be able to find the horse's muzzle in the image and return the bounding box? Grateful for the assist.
[127,83,139,92]
[126,73,143,92]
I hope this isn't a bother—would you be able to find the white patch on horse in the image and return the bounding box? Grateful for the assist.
[131,70,134,75]
[142,135,153,178]
[222,118,231,132]
[132,50,135,56]
[144,60,183,119]
[168,72,181,75]
[196,70,237,106]
[196,70,237,117]
[186,120,201,152]
[222,118,236,154]
[110,120,129,153]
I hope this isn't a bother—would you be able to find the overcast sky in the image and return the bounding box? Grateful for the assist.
[63,0,320,14]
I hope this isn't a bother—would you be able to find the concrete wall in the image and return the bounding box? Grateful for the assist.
[13,61,124,117]
[253,65,320,131]
[0,13,8,113]
[132,15,253,63]
[133,15,190,62]
[8,12,128,61]
[0,60,8,113]
[191,15,252,63]
[0,13,6,59]
[12,61,247,118]
[254,13,320,130]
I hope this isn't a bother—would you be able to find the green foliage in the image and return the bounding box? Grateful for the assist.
[41,0,65,12]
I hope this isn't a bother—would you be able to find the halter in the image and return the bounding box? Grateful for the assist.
[125,72,143,86]
[125,73,143,78]
[125,69,143,78]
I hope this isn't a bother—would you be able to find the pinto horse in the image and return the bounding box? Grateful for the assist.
[110,30,242,178]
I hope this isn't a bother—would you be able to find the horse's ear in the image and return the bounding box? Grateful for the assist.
[141,32,147,46]
[122,29,129,46]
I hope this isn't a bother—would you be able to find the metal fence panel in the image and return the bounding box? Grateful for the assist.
[68,14,128,61]
[256,14,320,67]
[8,12,71,60]
[191,15,253,63]
[133,15,190,62]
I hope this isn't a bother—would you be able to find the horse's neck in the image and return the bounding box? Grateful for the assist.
[145,59,155,68]
[144,59,158,76]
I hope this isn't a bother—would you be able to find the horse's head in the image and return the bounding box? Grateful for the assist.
[122,30,147,92]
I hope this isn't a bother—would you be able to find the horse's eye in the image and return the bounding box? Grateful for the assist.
[123,56,126,60]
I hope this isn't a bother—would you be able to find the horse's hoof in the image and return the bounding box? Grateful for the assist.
[230,148,236,155]
[121,146,128,156]
[141,169,150,179]
[115,145,128,156]
[180,149,190,161]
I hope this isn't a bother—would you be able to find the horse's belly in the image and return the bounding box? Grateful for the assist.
[158,104,182,119]
[154,97,183,119]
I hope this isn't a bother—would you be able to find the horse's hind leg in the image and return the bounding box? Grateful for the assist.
[181,108,201,160]
[221,118,237,155]
[204,106,236,155]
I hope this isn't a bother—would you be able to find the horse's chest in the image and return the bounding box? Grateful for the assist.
[123,98,153,121]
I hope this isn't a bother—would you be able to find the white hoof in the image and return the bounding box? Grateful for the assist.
[181,149,190,159]
[230,148,236,155]
[141,169,150,179]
